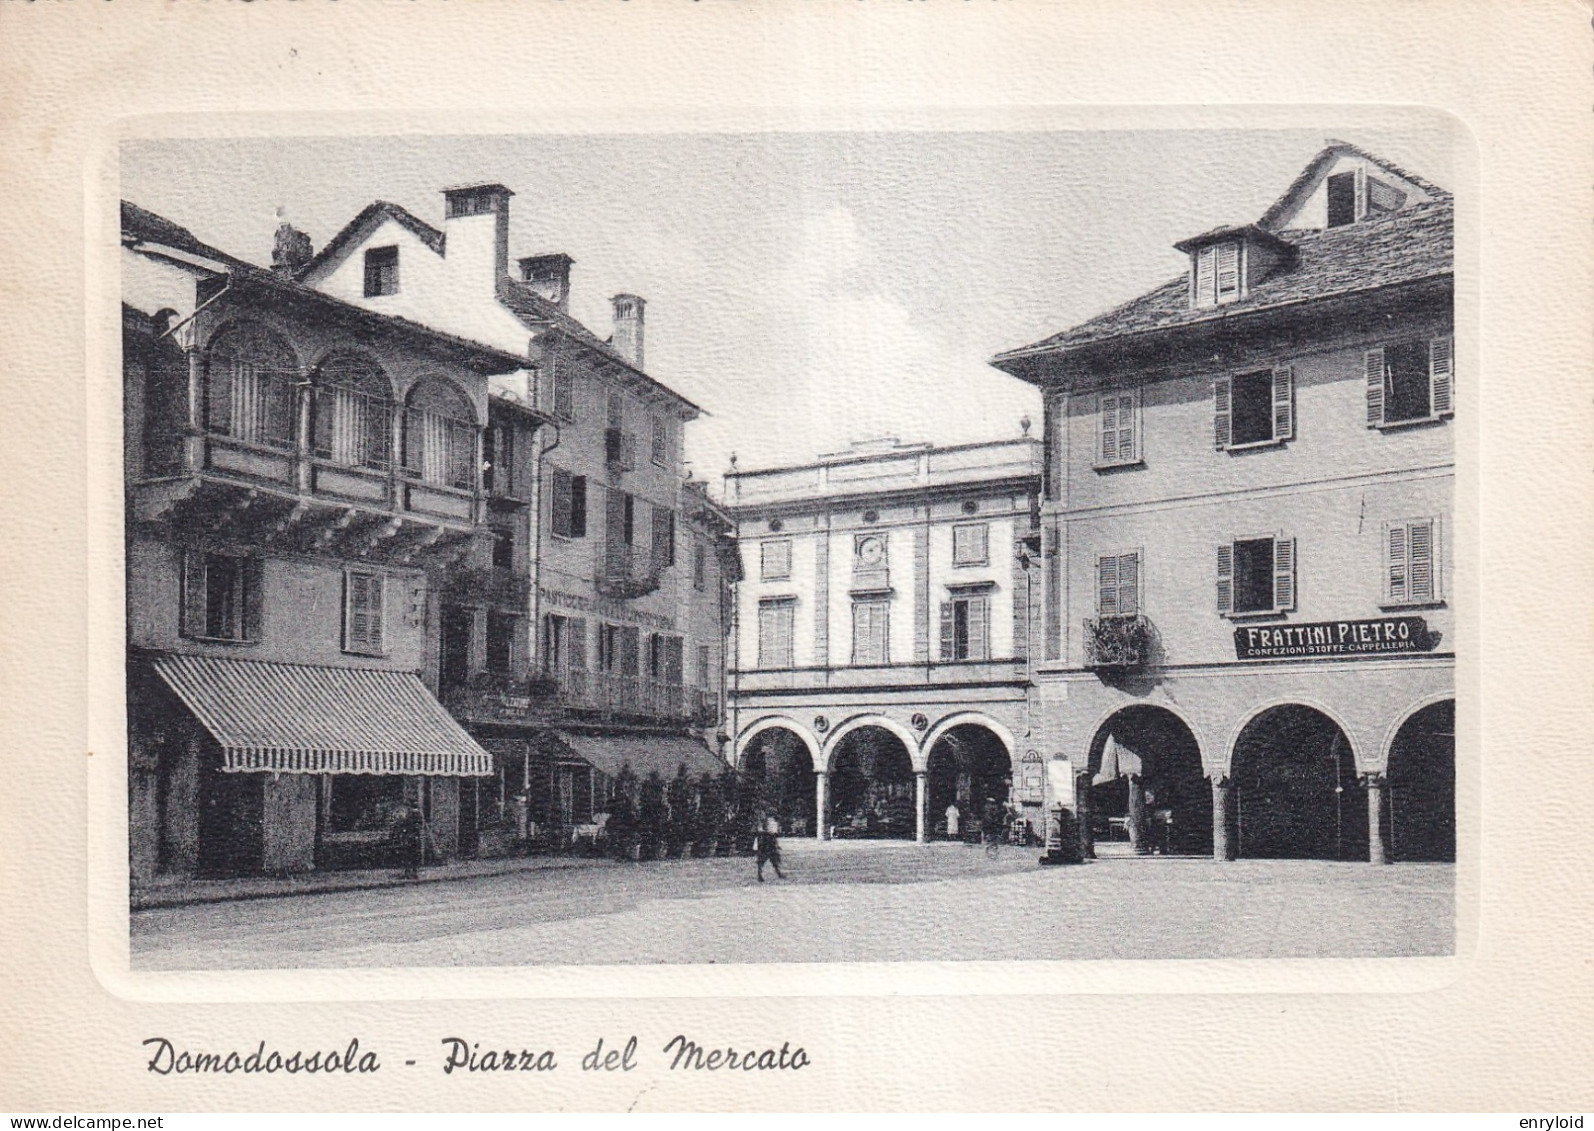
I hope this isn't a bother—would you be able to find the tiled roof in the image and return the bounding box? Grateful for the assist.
[120,200,255,270]
[1258,141,1451,231]
[994,198,1452,362]
[296,200,446,279]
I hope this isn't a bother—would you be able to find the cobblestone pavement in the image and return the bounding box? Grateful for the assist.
[130,844,1453,969]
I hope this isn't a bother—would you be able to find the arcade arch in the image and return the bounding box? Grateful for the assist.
[1085,706,1209,857]
[1385,699,1455,862]
[924,723,1014,842]
[1229,703,1363,860]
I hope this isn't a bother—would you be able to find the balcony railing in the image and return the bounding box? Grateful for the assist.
[1083,615,1153,670]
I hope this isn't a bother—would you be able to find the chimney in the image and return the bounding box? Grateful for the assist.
[441,183,513,290]
[271,223,313,274]
[518,253,574,311]
[611,293,646,369]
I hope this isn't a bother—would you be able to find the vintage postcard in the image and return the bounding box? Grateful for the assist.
[5,0,1591,1114]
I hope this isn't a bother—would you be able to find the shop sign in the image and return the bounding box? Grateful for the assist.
[1234,616,1435,660]
[1017,751,1046,804]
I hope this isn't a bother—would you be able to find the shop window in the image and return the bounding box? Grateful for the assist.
[1214,367,1293,449]
[1097,388,1140,467]
[952,523,989,567]
[550,469,587,539]
[1384,518,1440,606]
[940,592,990,662]
[1217,536,1295,617]
[761,539,791,581]
[343,569,386,655]
[1366,338,1453,427]
[181,551,263,643]
[758,598,795,669]
[1096,551,1141,617]
[363,246,399,297]
[328,775,406,834]
[851,598,891,665]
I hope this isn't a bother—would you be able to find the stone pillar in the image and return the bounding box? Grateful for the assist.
[1211,774,1236,861]
[815,770,830,841]
[1127,774,1150,855]
[1365,772,1388,864]
[262,773,318,875]
[914,771,929,844]
[1075,770,1095,860]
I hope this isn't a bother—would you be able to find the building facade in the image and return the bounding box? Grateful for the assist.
[295,185,730,840]
[724,437,1043,843]
[991,143,1456,863]
[122,202,522,881]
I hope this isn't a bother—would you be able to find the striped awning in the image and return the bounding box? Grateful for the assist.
[550,730,727,783]
[152,654,492,776]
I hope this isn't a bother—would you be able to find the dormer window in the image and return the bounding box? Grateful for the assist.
[1327,168,1409,228]
[364,246,398,297]
[1193,241,1242,308]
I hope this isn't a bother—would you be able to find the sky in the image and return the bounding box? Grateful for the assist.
[122,125,1458,494]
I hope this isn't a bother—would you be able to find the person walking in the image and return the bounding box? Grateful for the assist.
[393,802,422,880]
[755,814,786,882]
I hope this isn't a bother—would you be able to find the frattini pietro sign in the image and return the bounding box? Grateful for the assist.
[1233,616,1435,660]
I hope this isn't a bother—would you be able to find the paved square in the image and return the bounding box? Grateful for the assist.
[130,843,1454,969]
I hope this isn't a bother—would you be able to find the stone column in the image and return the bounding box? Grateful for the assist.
[815,770,830,841]
[1127,774,1150,855]
[914,771,929,844]
[1211,774,1236,861]
[1364,772,1388,864]
[1075,770,1095,860]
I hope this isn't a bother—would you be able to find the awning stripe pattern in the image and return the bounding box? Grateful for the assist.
[152,654,492,776]
[552,731,726,782]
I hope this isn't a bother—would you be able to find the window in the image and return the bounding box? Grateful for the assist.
[363,246,399,297]
[603,488,635,580]
[486,612,519,673]
[1326,171,1358,228]
[483,426,513,494]
[1366,337,1453,427]
[204,322,297,451]
[952,523,989,566]
[550,469,587,539]
[597,622,639,676]
[312,352,391,469]
[543,614,587,678]
[1385,518,1440,606]
[1097,388,1140,467]
[651,506,676,569]
[490,523,514,571]
[1216,536,1295,617]
[1193,241,1242,307]
[651,415,669,466]
[343,569,386,655]
[757,599,796,669]
[761,539,791,581]
[1214,366,1293,449]
[181,552,263,643]
[551,364,575,422]
[851,598,891,665]
[693,542,707,591]
[697,643,712,689]
[403,381,477,491]
[940,592,989,662]
[648,634,683,685]
[1096,551,1141,617]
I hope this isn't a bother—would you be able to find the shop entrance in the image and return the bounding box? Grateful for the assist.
[1231,704,1364,860]
[925,724,1012,841]
[196,756,263,877]
[740,727,817,837]
[827,726,915,839]
[1387,699,1455,862]
[1087,707,1210,856]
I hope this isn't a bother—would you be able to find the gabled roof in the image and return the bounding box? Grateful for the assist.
[1258,140,1450,231]
[296,200,445,280]
[120,200,255,271]
[993,198,1452,370]
[498,278,703,419]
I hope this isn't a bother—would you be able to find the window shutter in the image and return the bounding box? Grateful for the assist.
[1408,519,1435,603]
[1364,348,1386,426]
[1216,543,1233,615]
[605,489,628,579]
[180,550,207,638]
[1216,241,1240,300]
[242,557,264,642]
[1385,522,1408,604]
[1271,366,1294,441]
[972,523,988,562]
[1099,395,1119,463]
[569,617,587,669]
[939,601,955,661]
[1097,554,1119,616]
[968,596,989,661]
[1429,336,1454,417]
[1116,394,1136,462]
[1195,246,1215,305]
[1272,536,1296,612]
[571,476,587,537]
[552,469,573,538]
[345,572,364,651]
[1213,376,1232,449]
[1117,552,1140,617]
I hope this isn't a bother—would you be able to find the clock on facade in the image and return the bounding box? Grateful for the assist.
[857,535,885,567]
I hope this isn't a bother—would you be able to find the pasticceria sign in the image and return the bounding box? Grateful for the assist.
[1233,616,1435,660]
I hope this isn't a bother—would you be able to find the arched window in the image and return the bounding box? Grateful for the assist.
[204,322,297,450]
[404,379,477,491]
[313,351,392,469]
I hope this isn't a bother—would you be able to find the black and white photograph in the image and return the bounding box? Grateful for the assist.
[120,126,1460,971]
